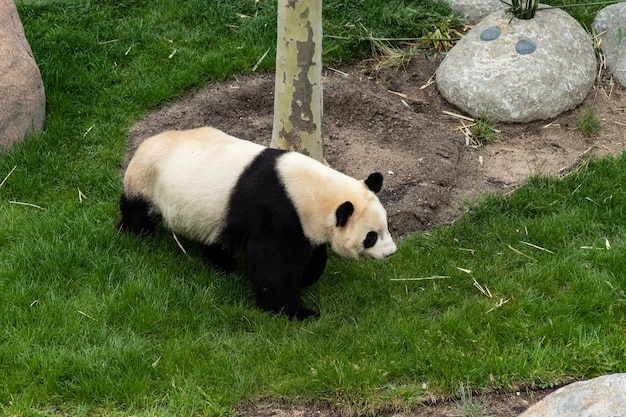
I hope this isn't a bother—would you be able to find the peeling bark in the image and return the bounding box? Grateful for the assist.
[271,0,323,162]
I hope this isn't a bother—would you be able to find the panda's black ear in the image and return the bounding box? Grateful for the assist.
[336,201,354,227]
[365,172,383,193]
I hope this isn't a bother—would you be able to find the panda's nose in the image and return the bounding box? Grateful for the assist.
[384,242,397,258]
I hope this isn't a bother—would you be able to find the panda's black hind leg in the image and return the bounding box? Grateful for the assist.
[201,244,237,273]
[117,193,156,235]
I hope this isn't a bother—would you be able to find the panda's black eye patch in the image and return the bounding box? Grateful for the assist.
[363,231,378,248]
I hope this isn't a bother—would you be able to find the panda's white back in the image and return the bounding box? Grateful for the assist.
[124,127,264,244]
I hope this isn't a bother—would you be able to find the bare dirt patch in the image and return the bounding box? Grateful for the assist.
[129,54,626,415]
[131,54,626,239]
[237,387,557,417]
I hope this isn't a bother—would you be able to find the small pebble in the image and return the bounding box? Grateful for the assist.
[515,38,536,55]
[480,26,501,41]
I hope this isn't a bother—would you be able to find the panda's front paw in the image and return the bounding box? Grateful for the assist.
[292,307,320,321]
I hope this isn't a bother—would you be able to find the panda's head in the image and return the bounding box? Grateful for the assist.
[330,173,396,260]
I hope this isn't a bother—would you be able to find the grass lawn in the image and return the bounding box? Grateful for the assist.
[1,0,624,415]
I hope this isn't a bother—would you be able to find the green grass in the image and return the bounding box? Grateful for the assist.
[578,107,601,136]
[454,382,487,417]
[470,114,500,145]
[1,1,625,416]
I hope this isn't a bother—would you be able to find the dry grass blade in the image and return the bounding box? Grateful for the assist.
[486,298,511,313]
[390,276,450,281]
[77,310,97,321]
[78,188,87,203]
[327,67,349,77]
[472,278,492,298]
[443,110,474,122]
[172,231,190,258]
[507,244,535,261]
[387,90,408,99]
[83,124,95,137]
[252,47,270,72]
[519,241,554,254]
[0,165,17,189]
[9,201,46,210]
[458,120,475,146]
[580,245,606,250]
[152,356,162,368]
[458,248,476,255]
[543,120,559,128]
[419,72,436,90]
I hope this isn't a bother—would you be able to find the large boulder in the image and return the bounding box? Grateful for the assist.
[593,3,626,87]
[519,374,626,417]
[436,6,596,123]
[0,0,46,153]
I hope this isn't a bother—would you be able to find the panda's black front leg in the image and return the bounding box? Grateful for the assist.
[244,235,319,320]
[253,281,319,320]
[299,244,327,288]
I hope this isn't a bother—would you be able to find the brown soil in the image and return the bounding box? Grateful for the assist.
[237,387,557,417]
[129,54,626,415]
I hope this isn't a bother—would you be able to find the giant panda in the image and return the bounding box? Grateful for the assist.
[118,126,396,320]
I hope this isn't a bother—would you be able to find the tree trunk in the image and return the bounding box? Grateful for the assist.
[271,0,324,162]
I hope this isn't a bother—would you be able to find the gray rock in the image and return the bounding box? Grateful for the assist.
[0,0,46,153]
[518,374,626,417]
[441,0,504,24]
[436,6,596,123]
[593,3,626,87]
